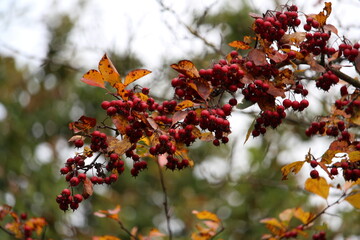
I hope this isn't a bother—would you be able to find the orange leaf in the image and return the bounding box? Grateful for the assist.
[349,151,360,162]
[279,208,294,222]
[124,69,151,86]
[25,217,47,236]
[192,210,220,223]
[281,161,305,180]
[81,69,105,88]
[200,132,215,142]
[83,177,94,199]
[99,54,121,86]
[304,177,330,199]
[345,191,360,209]
[69,116,97,133]
[114,82,129,100]
[175,100,194,111]
[228,40,251,50]
[321,140,348,164]
[171,60,200,78]
[293,208,314,224]
[5,222,22,238]
[94,205,121,220]
[314,2,332,27]
[93,235,122,240]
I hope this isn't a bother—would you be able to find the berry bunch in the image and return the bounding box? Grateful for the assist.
[56,189,83,211]
[339,42,359,62]
[300,31,330,56]
[316,71,339,91]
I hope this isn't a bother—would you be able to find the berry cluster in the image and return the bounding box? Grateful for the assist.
[303,17,320,32]
[198,109,231,145]
[282,98,309,111]
[254,6,300,42]
[56,189,83,211]
[312,231,327,240]
[252,107,286,137]
[300,31,330,56]
[316,71,339,91]
[339,42,359,62]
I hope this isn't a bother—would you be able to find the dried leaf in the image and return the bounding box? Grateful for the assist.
[94,205,121,220]
[281,161,305,180]
[83,177,94,199]
[293,208,314,224]
[99,54,121,86]
[25,217,47,236]
[279,208,294,222]
[267,83,286,98]
[5,222,22,238]
[257,95,276,111]
[267,50,288,63]
[69,116,97,133]
[193,78,212,100]
[172,111,188,126]
[81,69,105,88]
[171,60,200,78]
[112,115,129,135]
[248,49,267,66]
[304,177,330,199]
[124,69,152,86]
[314,2,332,27]
[199,132,215,142]
[228,40,251,50]
[92,235,122,240]
[345,191,360,209]
[108,136,132,156]
[321,140,348,163]
[68,135,85,143]
[305,54,325,72]
[280,32,306,45]
[323,24,338,35]
[349,151,360,162]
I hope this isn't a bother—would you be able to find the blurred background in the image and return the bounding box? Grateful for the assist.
[1,0,360,239]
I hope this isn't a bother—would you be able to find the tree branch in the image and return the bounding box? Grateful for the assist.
[116,219,139,240]
[157,161,173,240]
[329,68,360,89]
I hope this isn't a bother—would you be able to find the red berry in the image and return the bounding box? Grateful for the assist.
[310,160,318,168]
[70,177,80,186]
[78,173,86,181]
[283,99,292,109]
[61,189,71,197]
[213,139,220,146]
[60,167,70,175]
[229,98,238,106]
[73,194,83,203]
[310,169,319,179]
[291,101,300,110]
[300,99,309,109]
[74,139,84,148]
[142,88,150,95]
[101,101,111,110]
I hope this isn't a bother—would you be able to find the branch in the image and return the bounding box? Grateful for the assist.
[157,161,173,240]
[329,68,360,89]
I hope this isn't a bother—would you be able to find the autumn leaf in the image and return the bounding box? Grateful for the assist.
[279,208,294,222]
[112,115,129,135]
[171,111,188,126]
[293,207,314,224]
[304,177,330,199]
[192,210,220,223]
[94,205,121,220]
[349,151,360,162]
[108,136,132,156]
[228,40,251,50]
[280,32,306,45]
[124,69,152,86]
[281,161,305,180]
[83,177,94,199]
[175,100,194,111]
[5,221,22,238]
[345,191,360,209]
[199,132,215,142]
[81,69,106,88]
[313,2,332,27]
[0,204,12,221]
[25,217,47,235]
[93,236,121,240]
[170,60,200,78]
[98,54,121,86]
[260,218,286,236]
[248,49,267,65]
[305,54,325,72]
[321,140,348,164]
[323,24,338,35]
[69,115,97,133]
[267,83,286,98]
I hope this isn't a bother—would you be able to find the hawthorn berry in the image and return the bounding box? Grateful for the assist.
[74,139,84,148]
[310,169,319,179]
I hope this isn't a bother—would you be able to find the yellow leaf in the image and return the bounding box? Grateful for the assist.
[314,2,332,27]
[25,217,47,235]
[114,82,129,100]
[304,177,330,199]
[192,210,220,223]
[175,100,194,111]
[293,208,314,224]
[92,235,122,240]
[345,191,360,209]
[260,218,286,236]
[200,132,215,142]
[349,151,360,162]
[124,69,152,86]
[279,208,294,222]
[81,69,105,88]
[99,54,121,86]
[281,161,305,180]
[5,222,22,238]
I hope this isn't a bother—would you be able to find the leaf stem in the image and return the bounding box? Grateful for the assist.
[157,161,173,240]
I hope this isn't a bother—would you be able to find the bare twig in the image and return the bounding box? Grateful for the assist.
[156,0,224,56]
[157,161,173,240]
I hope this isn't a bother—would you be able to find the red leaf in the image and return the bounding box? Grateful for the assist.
[69,116,97,133]
[248,49,267,65]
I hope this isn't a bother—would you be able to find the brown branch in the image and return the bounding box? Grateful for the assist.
[116,219,139,240]
[329,68,360,89]
[157,161,173,240]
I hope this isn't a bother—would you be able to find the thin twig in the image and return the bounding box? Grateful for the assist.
[157,161,173,240]
[116,219,139,240]
[156,0,224,56]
